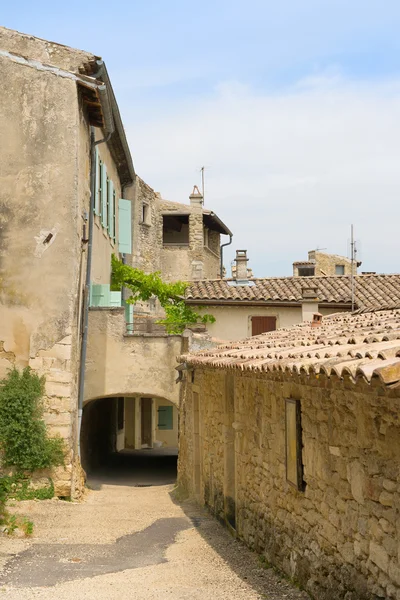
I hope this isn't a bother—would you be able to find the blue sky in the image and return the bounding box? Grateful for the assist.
[2,1,400,275]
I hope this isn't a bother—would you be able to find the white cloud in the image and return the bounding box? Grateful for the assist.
[126,74,400,276]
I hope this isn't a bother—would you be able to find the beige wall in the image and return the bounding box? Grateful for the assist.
[0,35,91,496]
[153,398,178,448]
[190,304,350,341]
[179,368,400,600]
[85,308,182,405]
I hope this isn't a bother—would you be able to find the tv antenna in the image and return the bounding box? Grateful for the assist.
[199,166,211,203]
[350,224,358,312]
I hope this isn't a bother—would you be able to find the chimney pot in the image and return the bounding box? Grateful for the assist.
[189,185,203,208]
[234,249,249,281]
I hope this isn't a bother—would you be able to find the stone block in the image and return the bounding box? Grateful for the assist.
[347,460,365,504]
[379,490,394,507]
[370,541,389,573]
[389,561,400,587]
[45,381,72,398]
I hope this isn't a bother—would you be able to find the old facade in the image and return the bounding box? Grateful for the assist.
[0,26,234,493]
[186,249,400,341]
[293,249,356,277]
[178,309,400,599]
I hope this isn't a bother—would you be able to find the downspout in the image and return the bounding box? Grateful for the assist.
[77,102,115,458]
[220,234,233,278]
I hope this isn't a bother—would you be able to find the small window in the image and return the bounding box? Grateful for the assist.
[163,215,189,244]
[335,264,345,275]
[158,405,173,430]
[203,228,209,247]
[298,267,315,277]
[285,399,304,491]
[141,203,150,225]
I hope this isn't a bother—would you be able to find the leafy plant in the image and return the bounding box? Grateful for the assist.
[111,255,215,334]
[0,368,65,471]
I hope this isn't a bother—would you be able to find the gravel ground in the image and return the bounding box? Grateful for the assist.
[0,459,310,600]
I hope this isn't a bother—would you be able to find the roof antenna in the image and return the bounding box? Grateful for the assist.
[200,166,205,203]
[350,224,357,312]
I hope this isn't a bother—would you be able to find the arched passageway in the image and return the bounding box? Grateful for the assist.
[80,396,178,486]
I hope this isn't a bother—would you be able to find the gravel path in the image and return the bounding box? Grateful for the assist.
[0,459,310,600]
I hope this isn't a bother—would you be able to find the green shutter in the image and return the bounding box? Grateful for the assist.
[158,406,173,430]
[90,284,110,307]
[113,189,116,242]
[109,291,122,307]
[108,179,114,238]
[101,163,108,228]
[94,148,100,215]
[118,199,132,254]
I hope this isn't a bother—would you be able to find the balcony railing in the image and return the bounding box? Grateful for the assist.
[125,314,207,336]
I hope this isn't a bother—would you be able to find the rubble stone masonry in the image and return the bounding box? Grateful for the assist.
[178,368,400,599]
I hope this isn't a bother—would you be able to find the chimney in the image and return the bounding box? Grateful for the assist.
[301,284,319,322]
[189,185,203,209]
[234,250,249,282]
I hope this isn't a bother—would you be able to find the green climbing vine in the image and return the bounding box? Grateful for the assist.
[111,255,215,334]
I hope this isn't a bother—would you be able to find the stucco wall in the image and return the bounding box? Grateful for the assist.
[85,308,182,405]
[0,37,90,496]
[190,304,349,341]
[179,369,400,600]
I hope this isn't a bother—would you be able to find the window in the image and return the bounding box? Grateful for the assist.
[285,399,304,490]
[203,227,209,247]
[335,264,345,275]
[298,267,315,277]
[251,316,276,336]
[141,203,150,225]
[94,148,101,215]
[157,405,173,430]
[118,199,132,254]
[162,214,189,244]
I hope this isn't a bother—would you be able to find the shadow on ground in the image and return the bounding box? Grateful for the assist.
[86,448,178,490]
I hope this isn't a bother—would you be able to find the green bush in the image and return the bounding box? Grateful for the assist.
[0,368,65,471]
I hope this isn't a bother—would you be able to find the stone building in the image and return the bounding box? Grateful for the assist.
[178,309,400,600]
[0,26,233,494]
[186,249,400,340]
[293,249,356,277]
[131,181,232,282]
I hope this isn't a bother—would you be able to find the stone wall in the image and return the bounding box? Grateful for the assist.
[178,368,400,599]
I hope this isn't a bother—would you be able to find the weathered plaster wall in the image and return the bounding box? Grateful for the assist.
[85,308,182,405]
[179,369,400,600]
[189,305,348,341]
[153,398,179,448]
[0,26,96,74]
[0,39,88,496]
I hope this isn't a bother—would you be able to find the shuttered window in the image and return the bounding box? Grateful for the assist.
[94,148,101,215]
[251,316,276,336]
[118,199,132,254]
[101,163,108,228]
[158,406,173,430]
[108,179,115,240]
[90,284,121,307]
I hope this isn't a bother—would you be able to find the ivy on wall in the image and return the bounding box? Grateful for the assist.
[111,255,215,334]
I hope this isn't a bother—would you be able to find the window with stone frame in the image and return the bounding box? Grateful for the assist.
[162,214,189,244]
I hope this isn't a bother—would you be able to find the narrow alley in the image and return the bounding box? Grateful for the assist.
[0,453,309,600]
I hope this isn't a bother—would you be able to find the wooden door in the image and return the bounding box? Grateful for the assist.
[251,316,276,336]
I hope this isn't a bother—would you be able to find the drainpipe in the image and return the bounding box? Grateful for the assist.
[220,234,233,278]
[77,115,115,458]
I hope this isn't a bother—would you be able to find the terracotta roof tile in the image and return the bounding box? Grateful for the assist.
[186,274,400,310]
[183,309,400,387]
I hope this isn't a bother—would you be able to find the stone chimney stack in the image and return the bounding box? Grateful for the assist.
[234,250,249,281]
[301,284,319,322]
[189,185,203,209]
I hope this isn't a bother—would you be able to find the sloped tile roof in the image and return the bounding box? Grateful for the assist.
[186,274,400,310]
[183,309,400,387]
